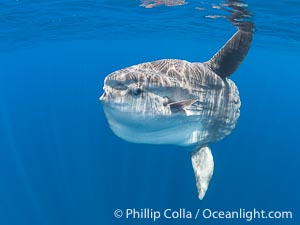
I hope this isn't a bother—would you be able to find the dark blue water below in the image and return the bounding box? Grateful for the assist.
[0,38,299,225]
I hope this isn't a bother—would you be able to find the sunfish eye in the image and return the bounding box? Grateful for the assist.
[131,87,143,96]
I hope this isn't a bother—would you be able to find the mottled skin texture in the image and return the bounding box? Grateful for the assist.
[101,59,240,147]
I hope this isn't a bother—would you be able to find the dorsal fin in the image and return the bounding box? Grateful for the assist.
[204,27,253,78]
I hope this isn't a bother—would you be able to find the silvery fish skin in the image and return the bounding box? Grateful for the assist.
[100,59,240,148]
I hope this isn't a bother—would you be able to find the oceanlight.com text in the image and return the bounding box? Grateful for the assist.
[201,208,293,221]
[114,208,293,222]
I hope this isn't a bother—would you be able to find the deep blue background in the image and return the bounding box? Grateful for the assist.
[0,1,299,225]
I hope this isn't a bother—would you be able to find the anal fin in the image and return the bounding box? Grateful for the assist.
[191,146,214,200]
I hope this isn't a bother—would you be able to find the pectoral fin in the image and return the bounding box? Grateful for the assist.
[168,99,197,113]
[191,146,214,200]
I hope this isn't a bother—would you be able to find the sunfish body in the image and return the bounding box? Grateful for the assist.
[100,28,253,200]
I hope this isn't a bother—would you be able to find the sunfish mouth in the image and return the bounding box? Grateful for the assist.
[99,91,107,101]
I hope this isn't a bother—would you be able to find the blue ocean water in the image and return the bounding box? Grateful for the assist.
[0,1,299,225]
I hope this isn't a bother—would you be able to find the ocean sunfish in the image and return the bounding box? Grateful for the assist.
[100,28,253,200]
